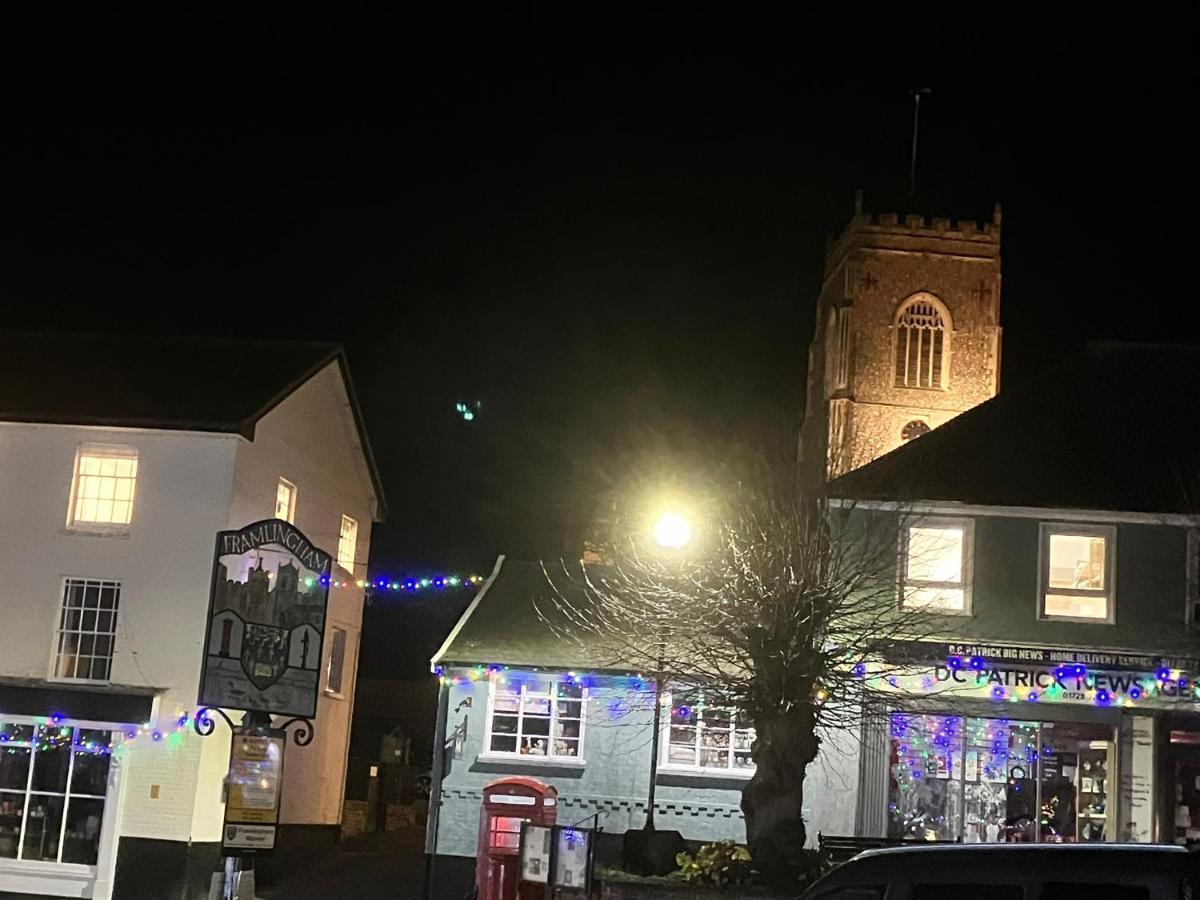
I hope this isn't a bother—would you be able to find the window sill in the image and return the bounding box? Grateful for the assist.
[1038,613,1115,625]
[658,766,754,781]
[44,676,113,687]
[477,753,586,768]
[324,690,347,700]
[61,526,131,540]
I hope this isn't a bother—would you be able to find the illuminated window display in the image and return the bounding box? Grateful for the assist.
[889,713,1115,843]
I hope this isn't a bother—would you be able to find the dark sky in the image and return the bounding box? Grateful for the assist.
[2,10,1195,593]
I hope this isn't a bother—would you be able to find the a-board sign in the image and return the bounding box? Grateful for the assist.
[519,823,552,884]
[222,732,285,855]
[552,826,591,891]
[199,519,331,718]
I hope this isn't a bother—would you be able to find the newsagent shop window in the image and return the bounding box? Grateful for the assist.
[661,692,755,774]
[901,518,973,613]
[0,719,114,866]
[888,713,1117,844]
[485,677,586,760]
[1040,525,1115,622]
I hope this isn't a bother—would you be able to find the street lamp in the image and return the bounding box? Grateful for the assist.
[652,511,691,550]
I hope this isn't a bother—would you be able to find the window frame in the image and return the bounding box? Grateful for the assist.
[899,517,974,616]
[892,292,952,391]
[48,579,121,685]
[65,444,139,532]
[325,626,348,698]
[481,677,587,764]
[275,478,297,524]
[658,690,755,777]
[337,515,358,573]
[1038,523,1117,624]
[0,714,120,872]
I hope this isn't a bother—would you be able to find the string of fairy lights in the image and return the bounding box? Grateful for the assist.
[303,571,486,593]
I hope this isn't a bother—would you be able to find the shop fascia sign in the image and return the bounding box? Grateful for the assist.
[859,640,1200,709]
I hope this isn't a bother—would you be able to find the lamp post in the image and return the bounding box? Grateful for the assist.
[643,510,693,831]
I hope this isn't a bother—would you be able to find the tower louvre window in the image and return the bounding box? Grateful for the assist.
[894,296,948,389]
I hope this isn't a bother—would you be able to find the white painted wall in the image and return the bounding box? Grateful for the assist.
[227,361,375,827]
[0,422,239,845]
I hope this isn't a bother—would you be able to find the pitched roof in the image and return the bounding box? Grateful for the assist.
[831,342,1200,516]
[0,331,388,519]
[432,556,618,671]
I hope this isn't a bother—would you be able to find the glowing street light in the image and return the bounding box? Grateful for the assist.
[652,511,692,550]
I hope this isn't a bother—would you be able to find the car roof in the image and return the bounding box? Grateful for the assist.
[807,844,1191,893]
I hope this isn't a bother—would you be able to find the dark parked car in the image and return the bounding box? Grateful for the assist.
[801,843,1197,899]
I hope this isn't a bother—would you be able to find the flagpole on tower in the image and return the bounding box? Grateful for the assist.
[909,87,932,200]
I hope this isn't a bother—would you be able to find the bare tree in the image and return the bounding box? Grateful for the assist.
[539,456,949,882]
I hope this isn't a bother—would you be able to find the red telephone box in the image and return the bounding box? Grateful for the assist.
[476,777,558,900]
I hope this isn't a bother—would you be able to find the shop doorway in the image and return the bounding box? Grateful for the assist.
[888,713,1115,843]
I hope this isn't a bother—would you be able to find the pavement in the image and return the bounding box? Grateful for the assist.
[258,828,427,900]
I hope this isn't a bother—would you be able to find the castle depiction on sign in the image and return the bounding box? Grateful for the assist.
[199,519,332,718]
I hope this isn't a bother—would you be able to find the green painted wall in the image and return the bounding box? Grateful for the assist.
[863,511,1195,655]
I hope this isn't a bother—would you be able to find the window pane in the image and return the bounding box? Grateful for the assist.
[0,793,25,858]
[71,731,113,796]
[326,628,346,695]
[522,696,551,717]
[907,526,964,583]
[556,701,582,719]
[0,724,33,745]
[489,735,517,753]
[523,718,550,737]
[554,720,581,740]
[668,745,698,765]
[21,795,63,862]
[519,736,551,755]
[491,715,518,736]
[31,727,72,793]
[492,692,520,714]
[1044,593,1108,619]
[0,748,31,791]
[61,798,105,864]
[902,586,965,612]
[1047,533,1106,590]
[888,713,964,841]
[552,738,579,757]
[555,683,583,700]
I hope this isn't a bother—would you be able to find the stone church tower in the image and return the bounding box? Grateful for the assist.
[800,193,1003,480]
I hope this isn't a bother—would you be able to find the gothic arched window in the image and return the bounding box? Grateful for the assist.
[894,294,950,389]
[901,420,931,442]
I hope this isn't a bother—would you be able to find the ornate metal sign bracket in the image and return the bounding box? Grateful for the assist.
[194,707,315,746]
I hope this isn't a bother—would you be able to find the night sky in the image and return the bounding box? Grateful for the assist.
[3,12,1195,673]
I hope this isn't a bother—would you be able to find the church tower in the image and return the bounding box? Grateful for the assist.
[800,193,1003,480]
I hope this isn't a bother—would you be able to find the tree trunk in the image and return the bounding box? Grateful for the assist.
[741,711,819,882]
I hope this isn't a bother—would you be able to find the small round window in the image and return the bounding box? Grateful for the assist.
[901,420,931,442]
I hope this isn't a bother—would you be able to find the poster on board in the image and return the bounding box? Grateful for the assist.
[222,732,285,855]
[198,519,332,718]
[519,823,552,884]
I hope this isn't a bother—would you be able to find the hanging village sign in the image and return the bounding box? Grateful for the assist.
[199,519,332,719]
[196,519,333,859]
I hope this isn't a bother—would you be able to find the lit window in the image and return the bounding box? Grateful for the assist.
[275,478,297,523]
[337,515,358,571]
[662,691,755,773]
[69,446,138,527]
[52,579,120,682]
[325,627,347,696]
[486,677,585,759]
[1041,525,1114,621]
[0,717,115,865]
[894,295,949,389]
[901,519,972,613]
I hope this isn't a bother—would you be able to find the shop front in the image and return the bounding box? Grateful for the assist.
[869,642,1200,846]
